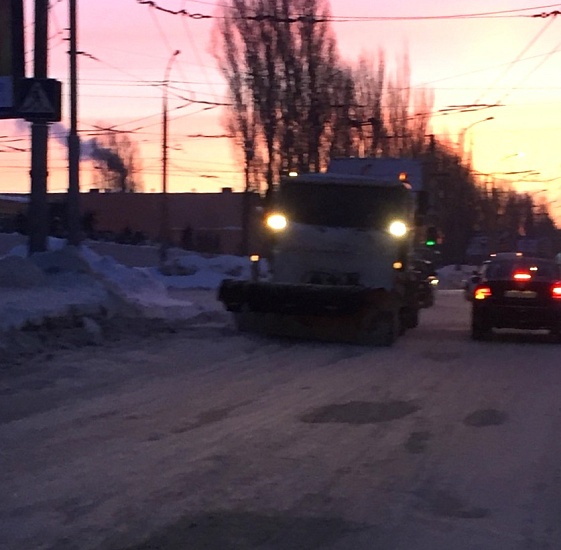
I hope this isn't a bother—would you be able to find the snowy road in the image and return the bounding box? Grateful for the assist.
[2,290,561,549]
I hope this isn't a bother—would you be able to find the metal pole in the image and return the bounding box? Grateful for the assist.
[159,50,180,266]
[28,0,49,254]
[67,0,81,246]
[241,141,254,256]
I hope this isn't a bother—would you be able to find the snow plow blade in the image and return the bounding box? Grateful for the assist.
[218,279,402,345]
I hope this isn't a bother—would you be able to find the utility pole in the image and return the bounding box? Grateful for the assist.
[158,49,180,267]
[240,140,254,256]
[67,0,81,246]
[28,0,49,254]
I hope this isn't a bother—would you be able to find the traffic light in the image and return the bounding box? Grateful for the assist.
[425,226,437,247]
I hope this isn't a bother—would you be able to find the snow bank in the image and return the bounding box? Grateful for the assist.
[0,231,466,335]
[0,235,265,332]
[436,264,477,290]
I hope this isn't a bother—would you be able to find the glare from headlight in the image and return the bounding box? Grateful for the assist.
[266,213,287,231]
[388,220,407,237]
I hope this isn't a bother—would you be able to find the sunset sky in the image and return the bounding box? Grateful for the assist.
[2,1,561,218]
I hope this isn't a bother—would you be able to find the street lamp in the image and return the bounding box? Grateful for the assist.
[159,49,180,267]
[458,116,494,162]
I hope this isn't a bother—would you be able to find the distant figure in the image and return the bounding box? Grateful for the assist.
[15,212,28,235]
[181,225,193,250]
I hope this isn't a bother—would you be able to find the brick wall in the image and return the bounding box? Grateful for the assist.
[57,190,264,256]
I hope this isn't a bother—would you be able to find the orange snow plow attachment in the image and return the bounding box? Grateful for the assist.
[218,279,406,345]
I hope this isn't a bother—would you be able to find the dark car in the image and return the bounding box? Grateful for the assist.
[470,255,561,340]
[464,252,525,302]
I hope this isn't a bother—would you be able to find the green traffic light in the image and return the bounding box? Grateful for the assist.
[426,239,436,246]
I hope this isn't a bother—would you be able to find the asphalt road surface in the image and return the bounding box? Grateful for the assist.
[2,290,561,550]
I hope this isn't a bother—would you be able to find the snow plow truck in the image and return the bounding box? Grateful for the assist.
[218,158,428,346]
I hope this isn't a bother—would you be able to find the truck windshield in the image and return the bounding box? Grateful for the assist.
[278,181,411,229]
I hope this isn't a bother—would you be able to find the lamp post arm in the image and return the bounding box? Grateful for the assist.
[458,116,494,163]
[458,116,494,148]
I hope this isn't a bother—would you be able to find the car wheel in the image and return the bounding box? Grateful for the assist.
[471,310,491,341]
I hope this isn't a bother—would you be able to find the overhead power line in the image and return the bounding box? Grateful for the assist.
[136,0,327,21]
[473,16,557,105]
[532,9,561,17]
[136,1,212,19]
[135,1,561,21]
[495,35,561,105]
[180,0,218,100]
[183,133,234,139]
[78,50,231,107]
[328,6,561,21]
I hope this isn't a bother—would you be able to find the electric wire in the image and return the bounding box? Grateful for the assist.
[147,5,190,88]
[472,16,556,105]
[78,51,229,107]
[9,1,561,191]
[495,35,561,105]
[180,0,219,101]
[135,1,561,21]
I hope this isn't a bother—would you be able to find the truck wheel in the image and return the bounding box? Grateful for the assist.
[425,292,435,308]
[235,305,256,332]
[380,310,399,346]
[401,307,419,330]
[234,311,250,332]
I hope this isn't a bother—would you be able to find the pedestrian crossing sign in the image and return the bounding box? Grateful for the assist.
[17,78,61,121]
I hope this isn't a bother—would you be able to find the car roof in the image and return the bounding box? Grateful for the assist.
[487,255,555,264]
[482,256,560,279]
[488,252,524,260]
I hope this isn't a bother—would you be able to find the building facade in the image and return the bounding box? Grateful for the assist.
[0,189,265,256]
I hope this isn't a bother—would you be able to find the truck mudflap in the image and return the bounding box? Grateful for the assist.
[217,279,409,345]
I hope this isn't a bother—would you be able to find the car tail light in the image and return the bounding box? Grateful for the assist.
[551,283,561,299]
[474,286,492,300]
[513,271,532,281]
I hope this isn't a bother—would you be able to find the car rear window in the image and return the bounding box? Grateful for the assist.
[485,260,560,279]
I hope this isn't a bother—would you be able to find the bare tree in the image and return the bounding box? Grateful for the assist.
[212,0,274,196]
[213,0,345,196]
[384,55,435,160]
[296,0,339,172]
[347,52,386,157]
[327,67,356,158]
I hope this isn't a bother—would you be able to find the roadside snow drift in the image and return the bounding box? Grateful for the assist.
[0,237,261,332]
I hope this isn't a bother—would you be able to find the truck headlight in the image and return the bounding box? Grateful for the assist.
[266,213,287,231]
[388,220,407,237]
